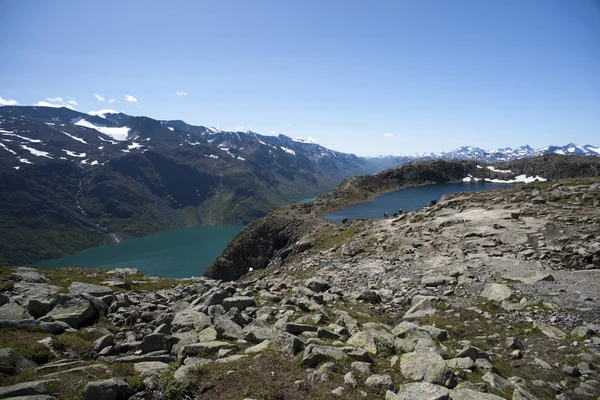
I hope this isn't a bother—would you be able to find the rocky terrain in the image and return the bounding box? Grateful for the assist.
[1,175,599,399]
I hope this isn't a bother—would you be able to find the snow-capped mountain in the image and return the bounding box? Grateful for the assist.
[372,143,600,164]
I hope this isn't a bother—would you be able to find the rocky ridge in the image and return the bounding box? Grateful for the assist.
[0,176,599,399]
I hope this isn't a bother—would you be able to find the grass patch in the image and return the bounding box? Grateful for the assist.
[0,328,53,366]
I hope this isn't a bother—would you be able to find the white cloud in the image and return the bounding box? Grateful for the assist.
[34,96,77,110]
[287,123,292,127]
[234,126,244,131]
[383,133,394,137]
[93,93,105,102]
[0,96,18,106]
[125,94,137,102]
[108,99,116,103]
[175,91,187,97]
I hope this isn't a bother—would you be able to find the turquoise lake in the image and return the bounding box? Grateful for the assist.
[33,225,246,278]
[325,182,512,222]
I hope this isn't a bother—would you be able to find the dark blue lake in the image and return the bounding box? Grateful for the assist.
[325,182,512,222]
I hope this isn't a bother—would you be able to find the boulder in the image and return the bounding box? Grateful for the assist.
[42,294,97,328]
[68,282,113,297]
[450,388,505,399]
[481,284,513,302]
[0,348,37,374]
[138,333,167,354]
[93,334,115,352]
[302,344,347,367]
[271,332,303,355]
[222,296,255,311]
[403,296,437,319]
[0,380,56,399]
[347,330,396,356]
[27,299,52,319]
[197,327,218,342]
[82,378,133,400]
[400,350,453,386]
[305,278,330,293]
[0,302,33,321]
[394,382,450,400]
[285,322,318,334]
[13,267,50,283]
[213,315,243,340]
[357,289,381,304]
[533,321,567,339]
[171,310,211,333]
[133,361,169,378]
[180,341,237,358]
[365,374,395,393]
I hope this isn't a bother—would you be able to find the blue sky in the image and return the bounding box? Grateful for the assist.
[0,0,599,156]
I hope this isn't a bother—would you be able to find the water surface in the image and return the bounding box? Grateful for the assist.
[33,225,246,278]
[326,182,511,222]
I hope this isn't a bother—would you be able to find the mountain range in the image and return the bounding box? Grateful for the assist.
[0,104,598,265]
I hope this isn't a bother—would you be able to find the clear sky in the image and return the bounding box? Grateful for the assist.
[1,0,599,156]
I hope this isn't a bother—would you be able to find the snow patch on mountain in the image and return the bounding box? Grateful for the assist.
[0,142,16,154]
[1,132,43,143]
[63,149,86,158]
[281,147,295,155]
[487,174,547,184]
[21,145,52,158]
[74,119,130,141]
[60,131,88,144]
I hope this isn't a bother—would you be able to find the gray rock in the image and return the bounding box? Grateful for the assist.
[403,296,437,319]
[42,294,97,328]
[506,337,524,350]
[93,334,115,352]
[512,387,539,400]
[27,299,52,319]
[351,361,372,374]
[202,289,230,307]
[570,325,595,338]
[451,388,505,399]
[347,329,396,356]
[0,380,55,399]
[395,382,450,400]
[302,344,347,367]
[270,332,303,355]
[0,348,37,374]
[171,310,211,333]
[344,371,357,388]
[82,378,133,400]
[197,327,218,342]
[0,302,33,321]
[357,289,381,303]
[445,357,475,370]
[533,321,567,339]
[562,365,581,377]
[482,372,511,393]
[305,278,330,293]
[222,296,255,311]
[243,323,273,344]
[365,374,395,393]
[213,314,243,340]
[400,350,453,385]
[133,361,169,378]
[481,284,513,302]
[68,282,113,297]
[244,340,270,354]
[138,333,167,354]
[171,331,199,356]
[13,267,50,283]
[0,293,8,307]
[180,341,237,358]
[285,322,318,334]
[421,275,455,287]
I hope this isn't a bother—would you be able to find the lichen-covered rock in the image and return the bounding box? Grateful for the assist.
[400,350,453,386]
[82,378,133,400]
